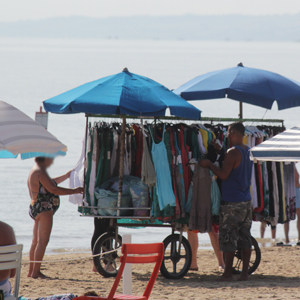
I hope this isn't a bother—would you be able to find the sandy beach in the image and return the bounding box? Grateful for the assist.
[18,246,300,300]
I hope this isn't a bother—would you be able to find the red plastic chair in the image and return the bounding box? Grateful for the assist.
[74,243,164,300]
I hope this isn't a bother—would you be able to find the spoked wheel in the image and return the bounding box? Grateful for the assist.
[223,236,261,275]
[160,234,192,279]
[93,232,122,278]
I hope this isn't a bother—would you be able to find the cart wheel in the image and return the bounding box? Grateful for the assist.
[93,232,122,278]
[160,234,192,279]
[223,236,261,275]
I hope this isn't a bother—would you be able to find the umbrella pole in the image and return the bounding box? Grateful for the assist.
[117,117,126,217]
[239,102,243,119]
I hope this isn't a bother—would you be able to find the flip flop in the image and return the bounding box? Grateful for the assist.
[276,242,292,246]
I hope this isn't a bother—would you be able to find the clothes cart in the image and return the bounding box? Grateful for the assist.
[42,69,283,280]
[78,115,271,279]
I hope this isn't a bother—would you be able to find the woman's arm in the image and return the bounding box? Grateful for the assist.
[40,169,84,196]
[52,170,73,184]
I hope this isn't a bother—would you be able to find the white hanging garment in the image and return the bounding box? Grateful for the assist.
[69,134,86,205]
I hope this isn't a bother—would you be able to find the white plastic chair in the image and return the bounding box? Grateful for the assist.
[0,245,23,300]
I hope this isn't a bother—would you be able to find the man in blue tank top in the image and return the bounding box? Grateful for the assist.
[200,122,253,281]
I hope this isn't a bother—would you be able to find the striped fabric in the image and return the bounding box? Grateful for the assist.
[250,125,300,162]
[0,101,67,159]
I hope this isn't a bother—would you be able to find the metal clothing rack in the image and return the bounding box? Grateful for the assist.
[86,114,285,126]
[82,114,284,216]
[200,117,284,127]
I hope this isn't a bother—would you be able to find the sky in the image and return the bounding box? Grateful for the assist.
[1,0,300,22]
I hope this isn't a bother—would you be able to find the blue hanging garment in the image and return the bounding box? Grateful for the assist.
[149,125,176,210]
[210,170,221,216]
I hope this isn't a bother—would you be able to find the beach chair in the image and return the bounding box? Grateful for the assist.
[75,243,164,300]
[0,244,23,300]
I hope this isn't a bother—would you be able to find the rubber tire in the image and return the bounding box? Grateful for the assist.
[93,232,122,278]
[160,234,192,280]
[223,236,261,275]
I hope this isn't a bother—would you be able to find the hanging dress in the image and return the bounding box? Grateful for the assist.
[149,124,176,210]
[141,134,156,187]
[189,165,212,233]
[174,131,186,217]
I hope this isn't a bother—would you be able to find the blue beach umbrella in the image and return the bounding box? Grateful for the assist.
[43,68,201,120]
[174,63,300,117]
[43,68,201,214]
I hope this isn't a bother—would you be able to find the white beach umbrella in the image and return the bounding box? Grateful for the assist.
[250,125,300,162]
[0,100,67,159]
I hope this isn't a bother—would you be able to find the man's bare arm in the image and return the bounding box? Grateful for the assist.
[200,149,237,180]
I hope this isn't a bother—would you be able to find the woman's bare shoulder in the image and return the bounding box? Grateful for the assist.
[28,166,41,180]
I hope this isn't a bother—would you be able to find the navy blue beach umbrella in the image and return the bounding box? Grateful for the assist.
[174,63,300,117]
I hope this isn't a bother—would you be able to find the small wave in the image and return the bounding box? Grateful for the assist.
[49,247,91,254]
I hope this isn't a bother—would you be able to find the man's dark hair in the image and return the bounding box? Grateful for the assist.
[229,122,245,136]
[35,157,46,163]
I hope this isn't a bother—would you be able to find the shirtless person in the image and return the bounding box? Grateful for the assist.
[0,221,17,297]
[200,122,253,281]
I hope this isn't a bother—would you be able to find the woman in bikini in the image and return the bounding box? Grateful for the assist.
[27,157,84,279]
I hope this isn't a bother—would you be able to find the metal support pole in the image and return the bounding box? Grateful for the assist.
[239,102,243,119]
[117,117,126,217]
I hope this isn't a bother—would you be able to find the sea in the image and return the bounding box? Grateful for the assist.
[1,38,300,255]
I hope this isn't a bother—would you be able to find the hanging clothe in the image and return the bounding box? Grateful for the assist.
[174,131,186,218]
[262,162,270,219]
[189,165,212,233]
[78,119,289,227]
[197,131,206,156]
[69,135,86,205]
[133,124,143,177]
[211,170,221,216]
[88,127,98,212]
[179,125,192,200]
[283,163,296,221]
[169,127,182,218]
[149,124,176,210]
[251,164,258,209]
[110,128,120,177]
[84,129,93,206]
[271,161,280,226]
[141,135,156,187]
